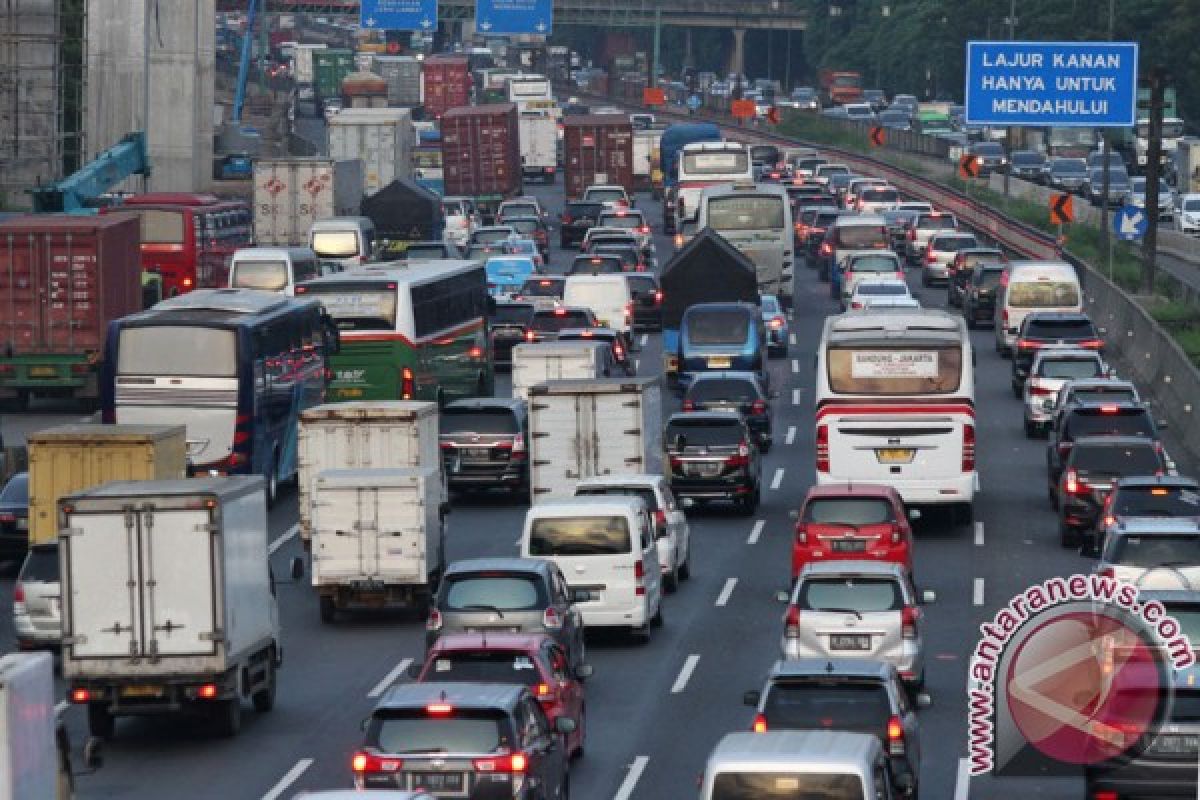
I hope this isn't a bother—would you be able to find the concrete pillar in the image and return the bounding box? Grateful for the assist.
[729,28,746,79]
[683,28,693,68]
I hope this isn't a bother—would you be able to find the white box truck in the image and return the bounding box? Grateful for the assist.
[59,477,283,739]
[0,652,59,799]
[252,158,365,246]
[511,341,611,404]
[311,466,446,623]
[528,376,663,504]
[292,43,327,85]
[297,401,442,549]
[633,127,664,192]
[518,111,558,184]
[326,108,416,195]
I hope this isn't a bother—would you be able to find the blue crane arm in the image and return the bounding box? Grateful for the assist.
[28,132,150,213]
[232,0,261,124]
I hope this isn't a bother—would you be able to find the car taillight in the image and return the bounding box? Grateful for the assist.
[426,608,443,632]
[769,316,784,329]
[1030,386,1055,396]
[925,248,936,264]
[816,424,830,473]
[525,330,537,341]
[819,242,832,256]
[851,301,864,310]
[654,290,663,304]
[784,605,800,638]
[902,606,919,639]
[750,400,767,416]
[1016,338,1041,350]
[13,583,23,606]
[1065,469,1082,494]
[752,713,767,733]
[638,225,650,234]
[625,302,633,320]
[70,688,91,704]
[352,752,403,774]
[726,442,751,468]
[1103,514,1116,528]
[794,524,807,544]
[1002,309,1009,326]
[561,214,572,224]
[682,399,695,411]
[1096,567,1115,579]
[542,606,562,629]
[653,509,667,532]
[1077,338,1104,349]
[401,366,414,400]
[890,523,902,545]
[886,715,905,755]
[907,229,916,240]
[474,752,528,773]
[634,559,646,596]
[962,423,975,472]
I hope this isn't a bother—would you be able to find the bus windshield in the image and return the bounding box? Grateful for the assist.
[118,327,236,377]
[304,285,398,331]
[311,231,360,258]
[231,261,288,291]
[828,344,963,395]
[682,151,749,176]
[706,196,784,231]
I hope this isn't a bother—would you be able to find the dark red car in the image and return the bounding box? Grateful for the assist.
[790,483,917,583]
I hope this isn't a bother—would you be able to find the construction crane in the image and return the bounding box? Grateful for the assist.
[214,0,263,180]
[28,132,150,213]
[231,0,261,125]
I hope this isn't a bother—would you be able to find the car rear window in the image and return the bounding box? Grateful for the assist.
[1064,410,1154,440]
[18,544,58,583]
[1008,281,1080,308]
[585,188,627,203]
[594,247,638,267]
[1037,358,1104,380]
[1024,317,1097,340]
[846,256,899,273]
[490,305,534,326]
[575,487,660,512]
[711,772,864,800]
[805,498,894,525]
[626,276,657,296]
[917,214,957,230]
[441,410,518,435]
[443,573,546,611]
[1113,486,1200,518]
[685,309,751,346]
[519,279,564,297]
[861,188,898,203]
[1069,443,1162,476]
[666,419,742,448]
[474,229,513,244]
[529,516,632,556]
[763,679,892,732]
[532,310,594,331]
[598,214,643,229]
[1162,608,1200,648]
[1109,534,1200,568]
[687,378,759,403]
[799,577,903,612]
[424,651,543,687]
[1070,388,1137,406]
[404,244,449,259]
[960,252,1004,269]
[835,225,887,249]
[370,711,508,754]
[974,268,1005,288]
[571,256,623,274]
[566,202,604,220]
[932,235,978,251]
[856,283,908,296]
[0,473,27,504]
[509,218,540,235]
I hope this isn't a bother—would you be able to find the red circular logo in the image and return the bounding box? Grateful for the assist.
[1005,610,1166,765]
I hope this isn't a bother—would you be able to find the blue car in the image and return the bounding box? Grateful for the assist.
[760,294,789,358]
[485,255,537,299]
[677,302,768,392]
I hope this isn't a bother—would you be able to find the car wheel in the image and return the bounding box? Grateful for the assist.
[1049,485,1060,510]
[664,564,679,594]
[571,705,585,760]
[88,704,116,739]
[954,503,974,526]
[1060,522,1080,548]
[1024,418,1038,438]
[679,550,691,581]
[264,449,279,509]
[319,594,337,624]
[631,624,652,644]
[651,602,664,628]
[1011,381,1022,399]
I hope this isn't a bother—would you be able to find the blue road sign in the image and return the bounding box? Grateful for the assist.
[1114,205,1149,241]
[475,0,552,35]
[360,0,438,32]
[964,41,1138,127]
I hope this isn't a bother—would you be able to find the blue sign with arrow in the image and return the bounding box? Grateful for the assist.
[360,0,438,32]
[475,0,552,35]
[1114,205,1149,241]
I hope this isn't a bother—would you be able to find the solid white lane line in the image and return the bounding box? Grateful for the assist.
[747,519,765,545]
[269,524,299,555]
[368,658,414,699]
[634,359,640,371]
[715,578,738,607]
[792,388,801,405]
[54,700,68,716]
[789,333,797,346]
[974,521,985,547]
[973,578,985,607]
[791,359,800,374]
[639,333,648,347]
[613,756,650,800]
[953,757,971,800]
[770,468,785,490]
[261,758,315,800]
[671,654,701,693]
[785,426,797,445]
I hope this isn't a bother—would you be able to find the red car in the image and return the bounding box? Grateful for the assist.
[415,633,590,759]
[790,483,917,582]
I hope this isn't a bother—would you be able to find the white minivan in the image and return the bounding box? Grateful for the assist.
[519,496,663,642]
[994,260,1083,356]
[229,246,324,296]
[308,216,376,268]
[562,274,636,345]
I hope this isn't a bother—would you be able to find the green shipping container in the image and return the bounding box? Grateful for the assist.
[314,49,356,101]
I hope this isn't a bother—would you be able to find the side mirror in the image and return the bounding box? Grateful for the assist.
[555,716,578,734]
[575,663,594,680]
[743,690,761,707]
[290,556,305,581]
[83,737,104,771]
[788,509,799,521]
[921,589,937,605]
[775,589,791,604]
[915,692,933,709]
[907,509,921,521]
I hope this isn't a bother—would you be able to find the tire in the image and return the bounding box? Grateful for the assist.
[664,564,679,594]
[87,704,115,739]
[1060,523,1080,548]
[679,550,691,581]
[651,602,664,628]
[1011,382,1022,399]
[319,594,337,624]
[1049,486,1060,511]
[560,774,571,800]
[1024,419,1038,438]
[264,450,279,509]
[212,697,242,738]
[631,624,652,644]
[571,706,586,760]
[954,503,974,526]
[251,657,276,713]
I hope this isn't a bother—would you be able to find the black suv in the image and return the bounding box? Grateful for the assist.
[1088,475,1200,555]
[440,399,529,497]
[626,273,663,331]
[1012,312,1103,397]
[961,263,1006,328]
[1055,435,1169,547]
[664,411,762,515]
[526,307,599,343]
[489,302,534,369]
[683,372,773,451]
[559,201,605,248]
[353,682,574,798]
[1048,402,1161,487]
[556,328,634,376]
[743,659,926,798]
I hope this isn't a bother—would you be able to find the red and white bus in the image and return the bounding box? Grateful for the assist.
[815,309,978,524]
[105,193,252,296]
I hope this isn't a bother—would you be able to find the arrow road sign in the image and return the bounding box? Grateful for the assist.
[959,154,980,179]
[360,0,438,32]
[1050,192,1074,225]
[869,126,886,148]
[1114,205,1148,240]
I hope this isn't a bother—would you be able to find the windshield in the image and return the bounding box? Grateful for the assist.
[666,419,741,448]
[118,327,236,377]
[231,260,289,291]
[1038,358,1104,380]
[441,410,518,435]
[1008,281,1080,308]
[311,230,361,258]
[305,286,397,331]
[706,196,785,231]
[762,679,891,732]
[490,305,533,326]
[443,573,545,611]
[1070,443,1162,476]
[682,151,750,176]
[799,577,903,612]
[1111,535,1200,568]
[372,712,506,754]
[685,309,751,346]
[805,497,893,525]
[711,772,864,800]
[528,516,632,556]
[0,474,27,505]
[828,344,962,395]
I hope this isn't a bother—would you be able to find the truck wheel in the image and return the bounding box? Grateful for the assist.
[319,595,337,624]
[664,565,679,594]
[212,697,242,737]
[251,658,276,713]
[87,704,115,739]
[265,450,279,509]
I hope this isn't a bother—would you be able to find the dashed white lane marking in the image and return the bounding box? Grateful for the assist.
[770,468,785,490]
[269,524,299,555]
[716,578,738,607]
[789,333,797,346]
[953,756,971,800]
[671,654,701,693]
[792,388,802,405]
[974,521,985,547]
[747,519,765,545]
[368,657,414,698]
[791,359,800,373]
[785,426,797,445]
[261,758,315,800]
[973,578,985,607]
[54,700,68,716]
[634,359,640,371]
[639,333,648,347]
[613,756,650,800]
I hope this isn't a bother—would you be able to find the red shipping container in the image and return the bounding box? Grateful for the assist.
[440,103,522,203]
[422,55,471,119]
[562,115,635,200]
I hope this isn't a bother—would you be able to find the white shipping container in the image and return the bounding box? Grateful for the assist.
[633,128,663,179]
[326,109,415,195]
[511,341,610,404]
[252,158,364,246]
[292,43,327,85]
[518,112,558,180]
[528,376,662,504]
[0,653,57,800]
[371,55,423,107]
[297,401,442,545]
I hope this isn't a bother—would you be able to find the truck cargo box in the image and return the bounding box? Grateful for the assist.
[511,341,610,404]
[370,55,422,107]
[422,55,471,119]
[252,158,365,246]
[440,104,521,208]
[0,652,57,800]
[326,108,415,195]
[360,178,445,252]
[562,115,635,200]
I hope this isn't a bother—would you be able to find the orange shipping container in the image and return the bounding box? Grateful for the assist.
[440,103,522,201]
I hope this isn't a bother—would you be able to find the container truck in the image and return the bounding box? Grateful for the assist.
[817,68,864,106]
[310,466,447,622]
[511,341,611,404]
[292,43,327,85]
[297,401,442,549]
[527,376,662,504]
[60,477,284,739]
[370,54,422,107]
[252,158,365,246]
[314,48,356,107]
[440,103,522,220]
[326,108,415,195]
[360,178,445,258]
[0,215,141,409]
[633,127,665,192]
[422,54,471,119]
[518,110,558,184]
[562,115,635,200]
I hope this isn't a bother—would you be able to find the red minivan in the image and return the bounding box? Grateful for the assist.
[790,483,917,582]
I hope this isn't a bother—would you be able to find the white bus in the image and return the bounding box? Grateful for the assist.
[815,309,978,522]
[696,182,794,304]
[674,141,753,230]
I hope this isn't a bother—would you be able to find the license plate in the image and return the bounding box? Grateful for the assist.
[876,448,915,464]
[688,462,721,477]
[335,388,365,399]
[707,356,732,368]
[463,448,491,459]
[464,626,521,634]
[120,684,164,698]
[29,367,57,378]
[829,634,871,651]
[411,772,465,793]
[830,539,867,553]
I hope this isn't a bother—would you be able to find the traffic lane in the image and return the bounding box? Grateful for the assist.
[1,409,97,448]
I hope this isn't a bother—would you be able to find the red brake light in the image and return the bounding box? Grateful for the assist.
[902,606,919,639]
[426,703,454,715]
[542,606,562,629]
[750,400,767,415]
[1151,488,1170,496]
[784,605,800,637]
[769,316,784,329]
[426,608,443,631]
[794,524,807,544]
[816,424,830,473]
[752,713,768,733]
[819,242,832,256]
[525,330,536,341]
[467,346,483,359]
[887,715,905,754]
[634,559,646,596]
[196,683,218,700]
[1097,567,1115,580]
[353,752,403,774]
[554,307,567,316]
[1100,405,1118,414]
[682,399,695,411]
[653,509,667,531]
[1104,515,1117,527]
[962,423,976,472]
[401,366,414,400]
[535,682,552,698]
[1065,469,1081,494]
[473,753,528,773]
[70,687,89,704]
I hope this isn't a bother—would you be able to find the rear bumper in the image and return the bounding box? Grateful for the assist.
[781,637,923,678]
[818,472,977,506]
[669,477,755,500]
[578,599,650,628]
